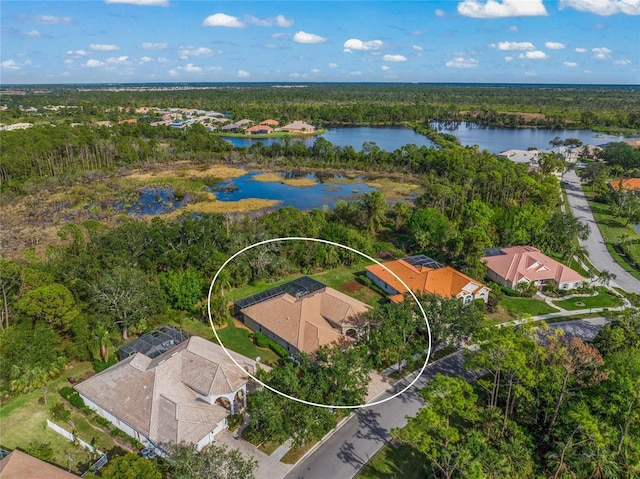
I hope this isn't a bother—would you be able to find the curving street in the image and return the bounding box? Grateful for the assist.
[563,169,640,293]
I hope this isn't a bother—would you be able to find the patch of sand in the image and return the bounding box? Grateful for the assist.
[163,196,280,217]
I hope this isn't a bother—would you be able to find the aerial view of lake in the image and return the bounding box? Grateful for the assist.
[431,122,637,153]
[222,126,435,151]
[210,172,378,210]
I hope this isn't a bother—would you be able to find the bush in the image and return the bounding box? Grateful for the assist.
[49,401,71,422]
[95,416,111,428]
[254,331,269,348]
[269,341,288,359]
[227,413,244,431]
[60,386,85,409]
[93,356,117,373]
[25,440,54,463]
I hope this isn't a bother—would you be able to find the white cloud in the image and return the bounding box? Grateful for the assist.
[412,45,424,52]
[563,61,578,67]
[435,9,446,17]
[508,25,519,32]
[383,54,407,62]
[141,42,168,50]
[525,71,537,76]
[545,41,566,49]
[64,59,74,65]
[381,65,391,71]
[592,47,612,59]
[519,50,547,59]
[89,43,119,51]
[348,71,362,76]
[504,56,514,61]
[21,30,42,38]
[575,47,588,53]
[492,41,535,51]
[139,56,153,63]
[446,57,479,68]
[179,46,214,59]
[559,0,640,16]
[457,0,547,18]
[86,59,105,68]
[343,38,383,52]
[106,0,169,5]
[207,66,223,71]
[21,14,73,24]
[1,60,20,71]
[311,68,321,73]
[183,63,202,73]
[277,15,294,27]
[293,31,327,44]
[237,69,250,78]
[613,59,631,65]
[67,49,89,56]
[271,32,289,39]
[202,13,245,28]
[246,14,294,27]
[328,62,338,68]
[157,57,169,63]
[106,56,130,65]
[169,69,178,77]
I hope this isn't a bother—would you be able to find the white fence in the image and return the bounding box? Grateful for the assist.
[46,419,103,455]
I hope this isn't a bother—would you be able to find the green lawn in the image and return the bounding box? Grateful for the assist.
[582,184,640,279]
[552,288,624,311]
[500,297,559,316]
[0,362,120,475]
[356,443,426,479]
[216,318,280,366]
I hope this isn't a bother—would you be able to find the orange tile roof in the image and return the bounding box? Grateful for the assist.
[239,287,369,353]
[608,178,640,191]
[366,260,488,303]
[481,246,586,285]
[260,119,279,126]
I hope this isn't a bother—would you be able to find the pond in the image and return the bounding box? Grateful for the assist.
[431,121,637,153]
[210,172,379,210]
[113,186,189,215]
[222,126,435,151]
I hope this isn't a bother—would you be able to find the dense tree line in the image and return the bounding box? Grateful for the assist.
[3,84,639,130]
[393,312,640,478]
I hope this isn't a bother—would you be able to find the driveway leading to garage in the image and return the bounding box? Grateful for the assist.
[563,169,640,293]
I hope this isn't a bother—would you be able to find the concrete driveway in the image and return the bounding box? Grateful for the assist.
[563,169,640,293]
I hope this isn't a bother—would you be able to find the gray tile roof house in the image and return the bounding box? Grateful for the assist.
[75,336,258,455]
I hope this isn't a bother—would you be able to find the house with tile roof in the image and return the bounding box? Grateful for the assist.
[236,277,370,355]
[245,125,273,135]
[365,255,490,305]
[259,119,279,126]
[0,449,79,479]
[481,245,587,290]
[74,336,258,456]
[280,121,316,133]
[608,177,640,192]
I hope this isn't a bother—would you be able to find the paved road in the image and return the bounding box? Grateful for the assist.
[283,318,608,479]
[563,169,640,293]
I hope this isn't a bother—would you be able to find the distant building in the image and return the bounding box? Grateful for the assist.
[366,255,490,305]
[280,121,316,133]
[260,119,279,127]
[245,125,273,135]
[498,149,541,165]
[481,246,587,290]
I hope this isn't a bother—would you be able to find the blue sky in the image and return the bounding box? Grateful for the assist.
[1,0,638,84]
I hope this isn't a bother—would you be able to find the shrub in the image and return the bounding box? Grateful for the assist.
[95,417,111,428]
[25,440,54,463]
[49,401,71,422]
[60,386,85,409]
[254,331,288,358]
[227,413,244,431]
[254,332,269,348]
[93,356,117,373]
[269,341,288,359]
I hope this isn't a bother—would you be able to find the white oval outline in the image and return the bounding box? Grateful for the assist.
[207,237,432,409]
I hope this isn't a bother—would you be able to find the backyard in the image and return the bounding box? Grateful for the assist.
[499,297,559,317]
[0,362,123,475]
[356,443,426,479]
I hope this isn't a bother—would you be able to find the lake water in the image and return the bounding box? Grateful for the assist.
[224,124,636,154]
[431,122,636,153]
[222,126,435,151]
[211,172,378,210]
